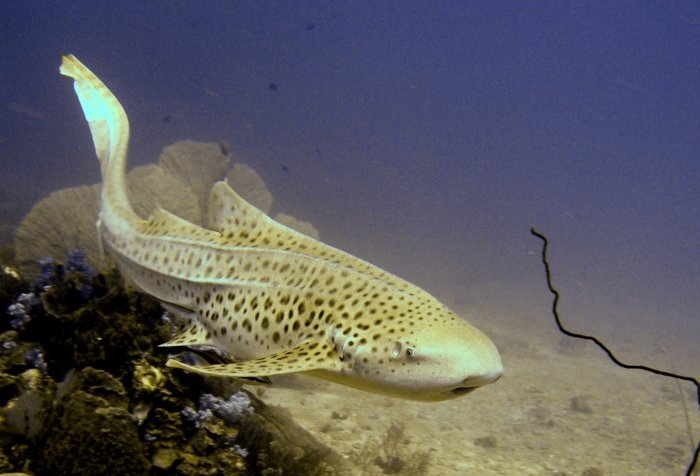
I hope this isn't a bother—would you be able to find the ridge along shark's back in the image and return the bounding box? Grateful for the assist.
[60,54,503,402]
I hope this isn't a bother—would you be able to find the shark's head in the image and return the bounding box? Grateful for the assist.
[322,304,503,402]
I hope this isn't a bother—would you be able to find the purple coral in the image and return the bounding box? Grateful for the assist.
[181,392,254,428]
[65,249,95,279]
[65,249,96,298]
[34,249,96,299]
[199,392,254,425]
[7,292,40,329]
[24,347,47,374]
[180,405,213,429]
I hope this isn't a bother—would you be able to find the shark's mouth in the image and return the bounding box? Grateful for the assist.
[451,386,478,396]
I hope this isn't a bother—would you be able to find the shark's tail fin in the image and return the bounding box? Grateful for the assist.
[60,54,137,222]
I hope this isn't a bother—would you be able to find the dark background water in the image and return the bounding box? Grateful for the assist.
[1,2,698,369]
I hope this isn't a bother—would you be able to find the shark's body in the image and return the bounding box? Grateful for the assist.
[60,54,502,401]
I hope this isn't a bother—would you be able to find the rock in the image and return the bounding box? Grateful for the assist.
[238,396,357,475]
[152,448,179,470]
[0,369,55,441]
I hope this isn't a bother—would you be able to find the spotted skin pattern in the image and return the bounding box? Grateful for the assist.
[60,55,503,401]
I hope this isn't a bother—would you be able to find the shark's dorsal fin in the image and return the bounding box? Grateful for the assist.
[207,180,315,249]
[166,338,339,378]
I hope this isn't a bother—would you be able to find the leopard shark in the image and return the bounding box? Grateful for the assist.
[60,54,502,401]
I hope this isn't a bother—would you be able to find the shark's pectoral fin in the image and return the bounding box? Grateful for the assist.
[159,303,213,347]
[160,324,212,347]
[166,339,340,378]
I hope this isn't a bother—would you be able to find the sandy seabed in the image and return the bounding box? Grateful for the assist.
[261,309,700,476]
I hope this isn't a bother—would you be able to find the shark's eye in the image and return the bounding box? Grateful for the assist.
[392,342,416,360]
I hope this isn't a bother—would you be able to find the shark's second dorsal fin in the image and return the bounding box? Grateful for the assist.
[166,338,340,378]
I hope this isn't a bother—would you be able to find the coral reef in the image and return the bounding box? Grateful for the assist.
[0,250,353,475]
[226,163,273,214]
[0,257,26,328]
[0,243,16,267]
[274,212,320,240]
[14,184,102,277]
[159,140,232,215]
[127,164,201,224]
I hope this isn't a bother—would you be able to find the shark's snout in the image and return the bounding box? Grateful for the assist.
[468,369,503,387]
[450,369,502,396]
